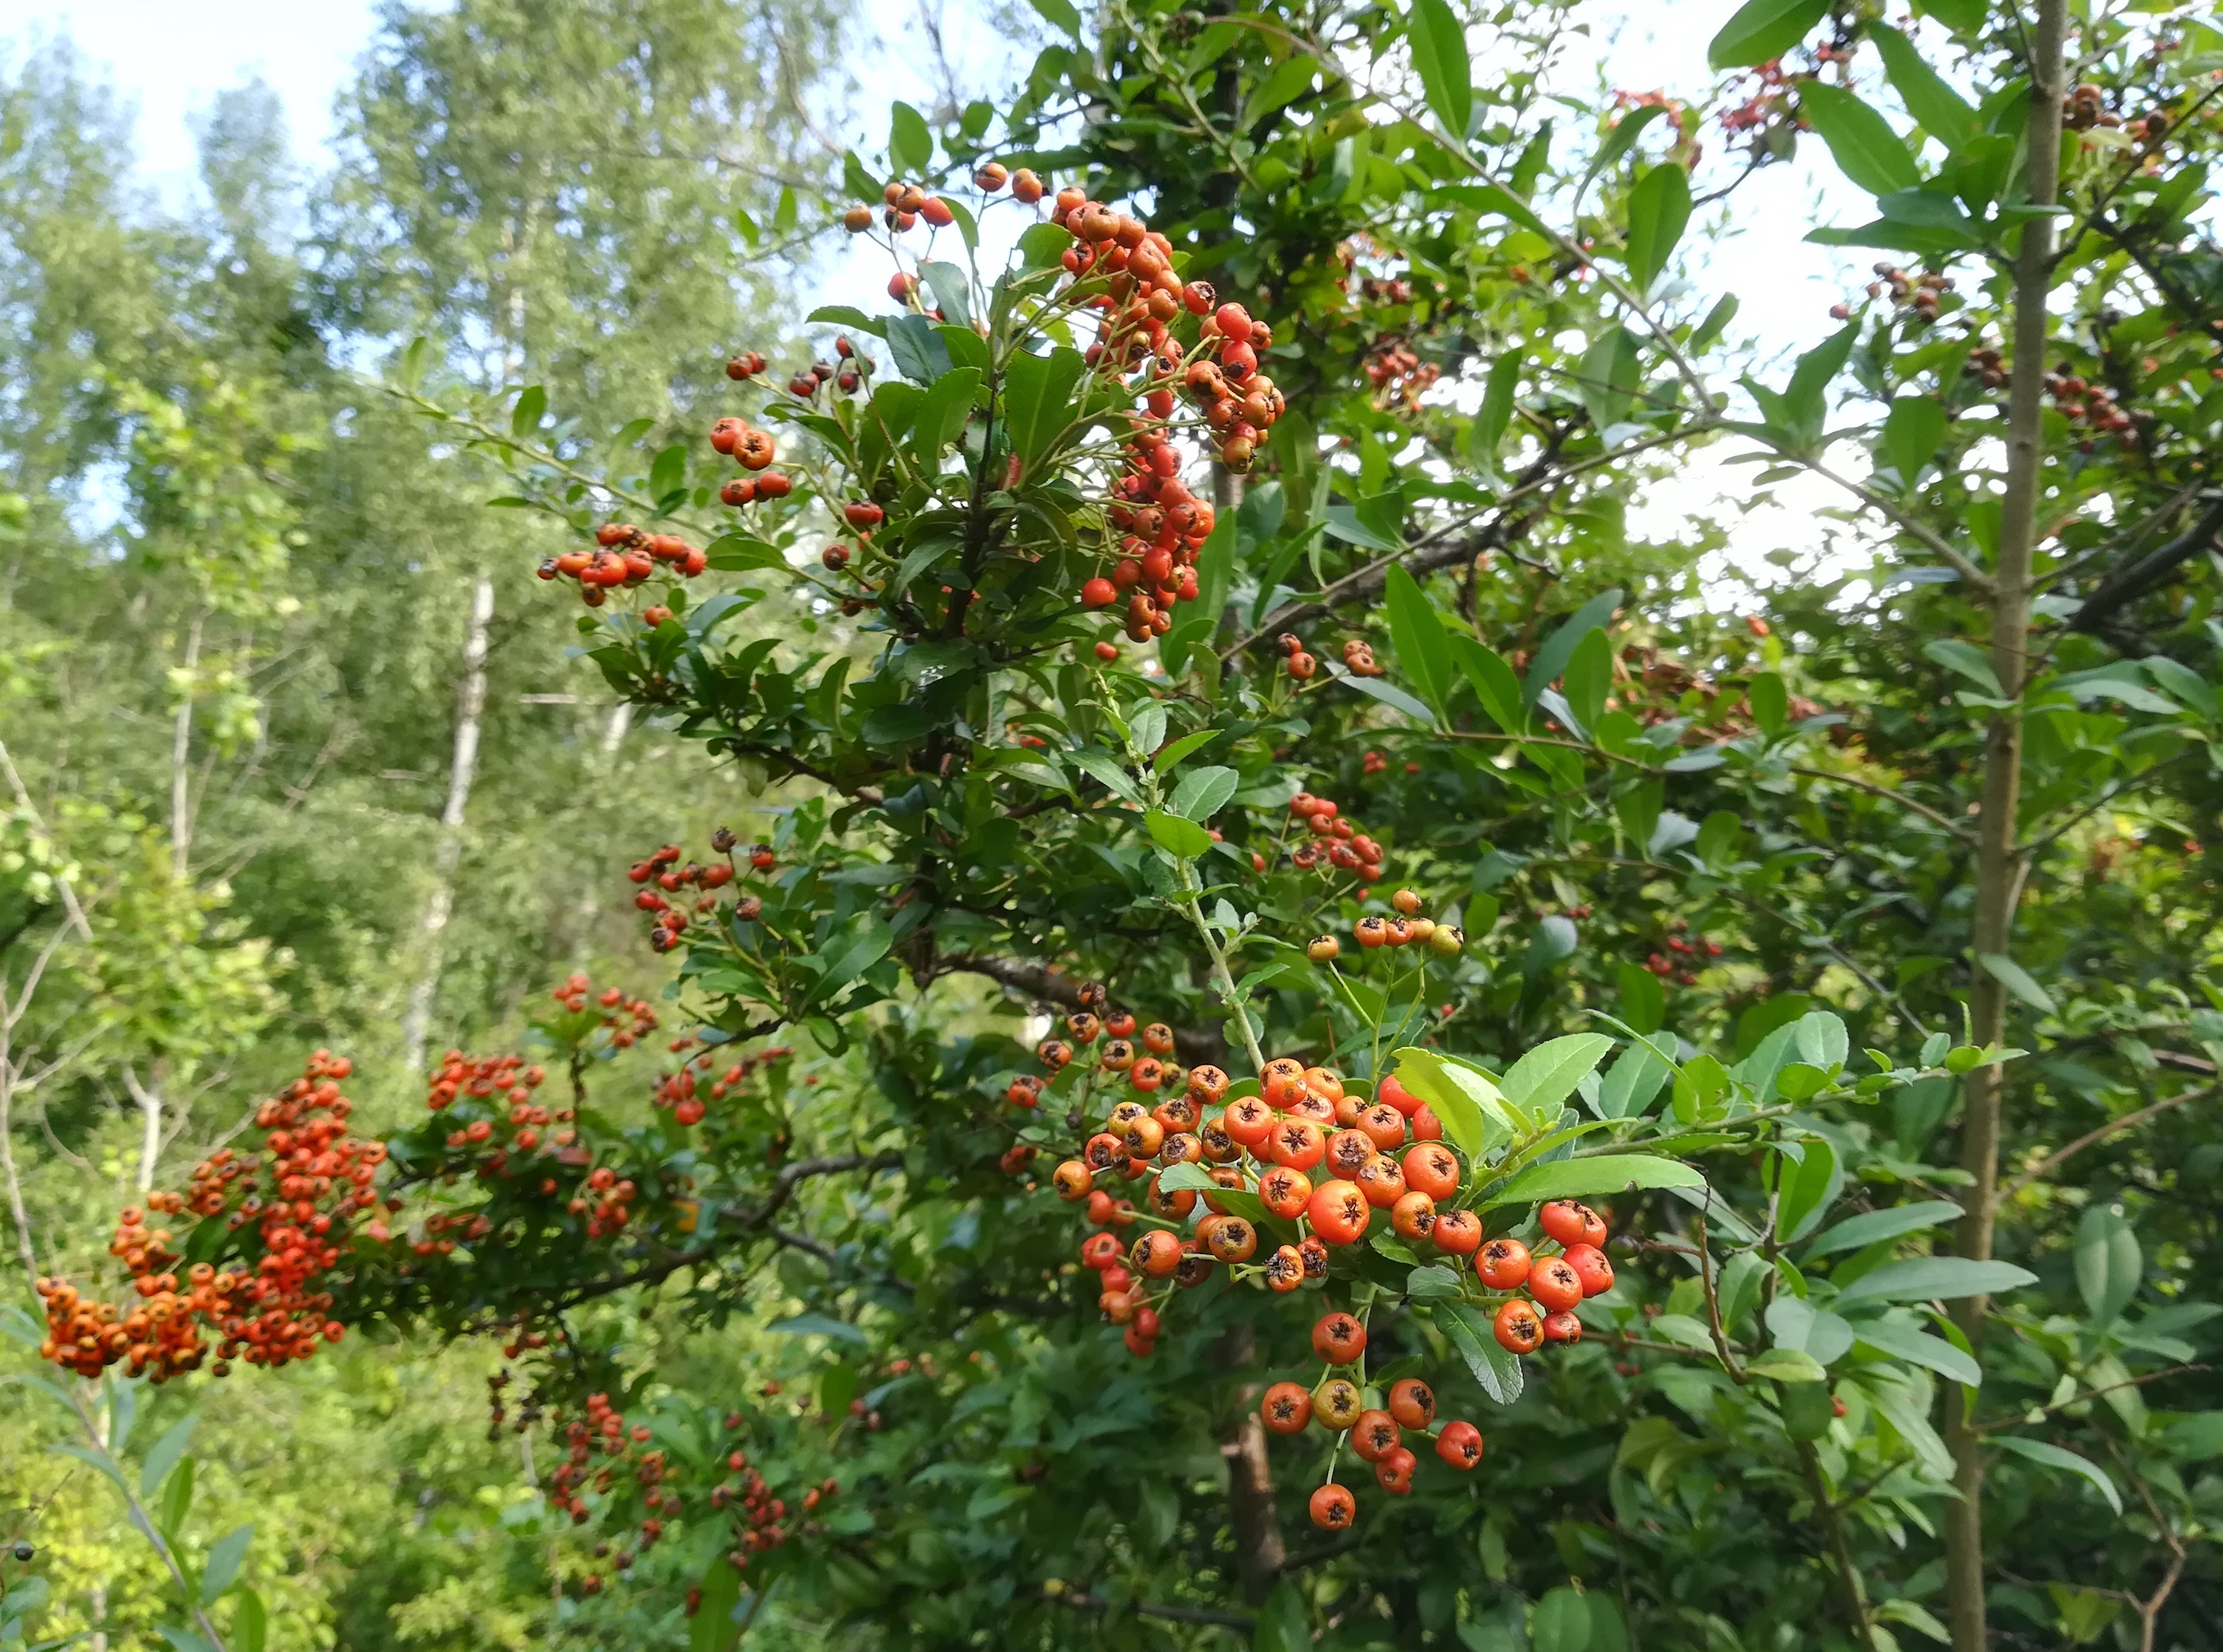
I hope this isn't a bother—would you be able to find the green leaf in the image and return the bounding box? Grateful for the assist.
[1832,1256,2036,1307]
[886,314,953,384]
[1881,395,1949,488]
[1151,729,1218,772]
[1993,1437,2121,1514]
[1524,591,1624,705]
[690,1552,742,1652]
[1870,24,1979,147]
[1850,1318,1981,1385]
[647,443,688,505]
[1255,1580,1310,1652]
[1799,82,1920,196]
[201,1523,253,1604]
[158,1628,218,1652]
[1502,1034,1617,1117]
[2074,1204,2141,1329]
[1596,1037,1671,1118]
[1776,1139,1839,1241]
[1450,635,1527,733]
[1624,162,1691,290]
[1169,765,1239,822]
[1977,953,2055,1015]
[907,367,981,470]
[1532,1586,1592,1652]
[1573,326,1642,435]
[1405,0,1472,140]
[1923,638,2004,697]
[919,260,973,327]
[1382,565,1451,715]
[1028,0,1082,34]
[1484,1154,1704,1208]
[140,1415,197,1497]
[1765,1296,1856,1365]
[888,101,933,175]
[1405,1264,1465,1298]
[1242,55,1322,130]
[1708,0,1828,69]
[1582,104,1671,198]
[1746,1347,1829,1383]
[1471,350,1523,470]
[1436,1301,1524,1405]
[1336,674,1434,732]
[1001,346,1089,468]
[1802,1199,1963,1259]
[1146,811,1214,859]
[232,1587,269,1652]
[160,1454,194,1535]
[1562,627,1613,737]
[508,384,545,438]
[1389,1049,1518,1162]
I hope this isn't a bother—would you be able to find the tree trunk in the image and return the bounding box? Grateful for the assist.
[401,577,495,1072]
[170,611,203,881]
[1215,1321,1285,1601]
[1945,7,2067,1648]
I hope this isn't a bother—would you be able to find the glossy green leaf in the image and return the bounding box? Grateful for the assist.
[1405,0,1471,140]
[1832,1256,2035,1307]
[1977,952,2055,1014]
[1870,24,1979,146]
[1802,1199,1963,1259]
[1746,1347,1828,1383]
[1436,1301,1524,1405]
[2073,1204,2141,1329]
[1484,1153,1703,1208]
[1383,564,1450,715]
[1389,1047,1516,1162]
[1502,1033,1616,1117]
[1001,345,1088,466]
[1993,1437,2121,1514]
[1146,811,1213,859]
[508,384,545,438]
[1169,765,1238,822]
[1850,1318,1981,1385]
[1707,0,1828,69]
[888,101,933,175]
[1624,162,1691,289]
[1450,634,1526,733]
[1524,590,1624,705]
[1800,83,1920,197]
[1562,627,1612,736]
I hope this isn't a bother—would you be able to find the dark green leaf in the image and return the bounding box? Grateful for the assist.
[1977,952,2055,1014]
[1832,1257,2036,1307]
[1169,765,1238,822]
[1993,1437,2120,1513]
[1851,1318,1981,1384]
[1624,162,1692,289]
[2074,1204,2141,1329]
[1870,24,1979,146]
[888,102,933,175]
[1800,82,1920,196]
[201,1523,253,1604]
[1562,627,1612,736]
[1146,811,1213,859]
[887,315,954,385]
[1881,395,1948,488]
[1484,1153,1702,1207]
[1524,590,1624,705]
[1405,0,1472,140]
[1382,565,1451,715]
[140,1415,197,1497]
[1451,634,1527,733]
[1340,675,1438,724]
[1437,1301,1525,1405]
[1001,346,1089,467]
[1802,1199,1962,1259]
[1707,0,1828,69]
[508,385,545,438]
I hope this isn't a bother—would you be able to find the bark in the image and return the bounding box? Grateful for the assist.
[1216,1321,1285,1601]
[401,577,495,1073]
[1945,7,2067,1648]
[170,611,203,881]
[124,1065,164,1196]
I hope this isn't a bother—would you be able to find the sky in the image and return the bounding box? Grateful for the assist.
[8,0,1883,584]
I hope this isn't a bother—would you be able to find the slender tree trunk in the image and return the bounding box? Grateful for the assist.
[125,1065,164,1195]
[401,578,495,1072]
[1215,1321,1285,1600]
[1945,7,2067,1648]
[169,611,203,881]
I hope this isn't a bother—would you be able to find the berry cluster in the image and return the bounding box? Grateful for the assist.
[1362,340,1441,409]
[540,524,707,606]
[1087,431,1219,646]
[711,1435,840,1572]
[2045,365,2139,445]
[651,1033,793,1127]
[548,973,662,1048]
[626,835,774,954]
[1030,1016,1627,1522]
[2063,82,2165,139]
[1281,791,1391,885]
[1260,1328,1485,1523]
[38,1052,379,1382]
[1641,920,1724,983]
[707,410,798,510]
